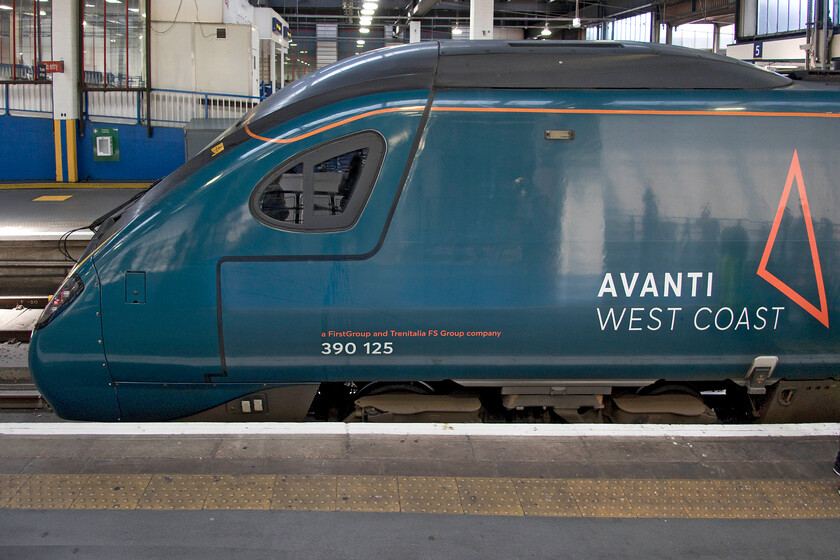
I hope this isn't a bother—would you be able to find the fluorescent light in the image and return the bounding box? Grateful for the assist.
[0,5,13,10]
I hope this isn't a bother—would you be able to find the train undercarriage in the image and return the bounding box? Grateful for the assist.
[185,377,840,424]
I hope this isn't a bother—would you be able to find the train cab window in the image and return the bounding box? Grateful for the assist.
[260,163,304,224]
[251,131,386,232]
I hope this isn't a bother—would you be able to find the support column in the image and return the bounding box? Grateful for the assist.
[51,0,80,182]
[651,8,661,43]
[470,0,493,40]
[712,24,721,54]
[279,43,286,88]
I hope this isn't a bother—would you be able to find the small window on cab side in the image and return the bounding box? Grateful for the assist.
[250,131,386,232]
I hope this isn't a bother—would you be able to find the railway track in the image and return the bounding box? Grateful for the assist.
[0,297,48,343]
[0,238,86,297]
[0,383,46,411]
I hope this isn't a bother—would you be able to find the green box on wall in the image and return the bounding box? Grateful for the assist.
[93,128,120,162]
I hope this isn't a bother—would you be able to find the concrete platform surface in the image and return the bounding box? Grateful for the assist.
[0,186,146,240]
[0,423,837,559]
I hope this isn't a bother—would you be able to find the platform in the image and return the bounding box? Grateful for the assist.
[0,421,839,558]
[0,184,147,241]
[0,184,147,298]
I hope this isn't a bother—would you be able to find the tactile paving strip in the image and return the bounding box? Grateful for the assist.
[567,479,636,518]
[757,480,840,518]
[136,475,214,510]
[0,475,838,517]
[71,474,151,510]
[712,480,780,519]
[205,475,275,510]
[457,477,524,516]
[7,474,89,509]
[398,476,463,514]
[513,478,581,517]
[667,480,733,518]
[272,475,337,511]
[620,479,688,518]
[336,475,400,512]
[0,474,30,507]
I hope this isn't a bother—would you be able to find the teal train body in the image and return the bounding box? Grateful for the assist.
[29,41,840,422]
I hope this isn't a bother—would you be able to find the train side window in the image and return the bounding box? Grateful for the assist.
[312,148,368,218]
[260,163,304,224]
[251,131,386,232]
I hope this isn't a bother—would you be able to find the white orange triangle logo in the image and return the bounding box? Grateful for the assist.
[756,150,829,328]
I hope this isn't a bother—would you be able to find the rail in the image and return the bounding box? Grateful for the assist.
[84,88,263,128]
[0,83,53,118]
[2,83,263,127]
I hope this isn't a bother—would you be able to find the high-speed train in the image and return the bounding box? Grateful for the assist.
[30,41,840,422]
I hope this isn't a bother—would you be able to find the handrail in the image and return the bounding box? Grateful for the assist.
[153,87,263,101]
[2,84,267,126]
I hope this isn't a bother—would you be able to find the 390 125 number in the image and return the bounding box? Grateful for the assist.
[321,342,393,355]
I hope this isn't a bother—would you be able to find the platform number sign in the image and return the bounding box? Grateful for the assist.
[753,42,763,60]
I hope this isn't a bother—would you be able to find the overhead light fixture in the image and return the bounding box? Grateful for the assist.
[359,16,372,25]
[572,18,581,28]
[361,8,374,15]
[452,23,462,35]
[360,26,370,34]
[541,25,551,36]
[573,0,581,28]
[362,1,378,9]
[357,39,365,45]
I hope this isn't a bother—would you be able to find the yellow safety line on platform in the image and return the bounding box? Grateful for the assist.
[32,195,73,202]
[0,183,151,190]
[0,475,838,517]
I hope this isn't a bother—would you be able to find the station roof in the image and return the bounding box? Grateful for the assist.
[254,0,736,39]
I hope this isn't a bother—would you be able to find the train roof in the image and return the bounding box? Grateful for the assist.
[244,40,791,137]
[436,40,791,89]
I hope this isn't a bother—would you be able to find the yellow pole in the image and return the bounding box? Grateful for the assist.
[66,119,78,183]
[53,120,64,182]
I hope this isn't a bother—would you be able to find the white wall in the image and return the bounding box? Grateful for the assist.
[151,22,259,97]
[151,23,196,91]
[150,0,260,97]
[223,0,256,25]
[152,0,223,24]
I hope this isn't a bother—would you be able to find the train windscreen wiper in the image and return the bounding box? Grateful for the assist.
[88,179,162,233]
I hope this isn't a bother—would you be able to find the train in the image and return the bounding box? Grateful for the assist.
[29,40,840,422]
